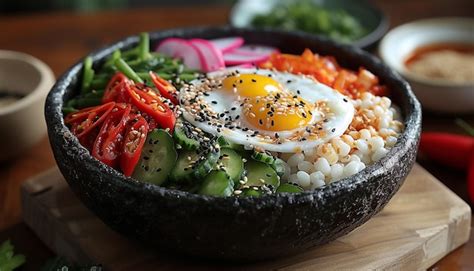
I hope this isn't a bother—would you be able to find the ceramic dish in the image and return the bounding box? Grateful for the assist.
[0,50,55,161]
[379,17,474,114]
[230,0,388,49]
[45,26,421,260]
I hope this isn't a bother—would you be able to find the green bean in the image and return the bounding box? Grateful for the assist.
[90,77,109,89]
[155,72,173,80]
[104,49,122,69]
[75,97,102,108]
[138,32,150,61]
[62,107,78,115]
[136,72,152,81]
[178,73,198,82]
[114,58,143,83]
[84,89,104,98]
[81,56,94,94]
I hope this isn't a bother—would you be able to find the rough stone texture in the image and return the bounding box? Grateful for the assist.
[45,26,421,261]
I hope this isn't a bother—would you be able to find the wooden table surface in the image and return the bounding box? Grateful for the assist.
[0,1,473,270]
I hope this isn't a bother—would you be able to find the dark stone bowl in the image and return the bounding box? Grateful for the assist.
[45,26,421,261]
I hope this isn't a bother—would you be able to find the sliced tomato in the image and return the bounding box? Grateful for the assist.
[64,102,116,143]
[103,72,131,103]
[126,84,176,132]
[92,104,131,167]
[120,115,149,176]
[149,71,179,104]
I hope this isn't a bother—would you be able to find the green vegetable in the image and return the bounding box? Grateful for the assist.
[0,240,26,271]
[244,160,280,188]
[138,32,151,61]
[173,124,200,151]
[216,147,244,183]
[251,0,367,43]
[271,158,287,177]
[81,56,95,94]
[132,129,177,185]
[251,150,275,164]
[64,32,199,112]
[198,170,234,196]
[276,183,304,193]
[170,148,220,183]
[114,58,143,83]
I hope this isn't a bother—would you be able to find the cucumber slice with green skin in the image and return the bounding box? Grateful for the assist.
[271,158,286,177]
[240,188,262,197]
[173,125,199,150]
[276,183,304,193]
[244,160,280,188]
[132,129,177,185]
[251,150,275,164]
[198,170,234,196]
[217,136,246,153]
[216,148,244,183]
[169,148,220,183]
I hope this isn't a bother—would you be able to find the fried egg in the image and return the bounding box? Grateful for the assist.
[179,68,354,153]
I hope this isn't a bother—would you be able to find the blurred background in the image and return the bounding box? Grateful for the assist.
[0,0,231,13]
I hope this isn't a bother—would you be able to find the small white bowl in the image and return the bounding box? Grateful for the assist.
[379,17,474,114]
[0,50,55,161]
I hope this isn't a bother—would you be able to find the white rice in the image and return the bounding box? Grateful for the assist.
[279,92,403,190]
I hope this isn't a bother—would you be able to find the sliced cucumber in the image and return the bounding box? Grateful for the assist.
[240,188,262,197]
[276,183,304,193]
[244,160,280,188]
[271,158,286,177]
[132,129,177,185]
[251,150,275,164]
[217,136,246,153]
[173,125,199,150]
[169,148,220,183]
[216,148,244,183]
[198,170,234,196]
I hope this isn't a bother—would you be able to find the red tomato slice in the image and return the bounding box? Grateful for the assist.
[103,72,132,103]
[120,115,149,176]
[92,104,132,167]
[149,71,179,105]
[126,84,176,132]
[64,102,116,142]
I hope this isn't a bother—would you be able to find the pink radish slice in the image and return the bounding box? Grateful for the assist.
[231,63,255,69]
[155,38,204,70]
[209,37,245,53]
[189,39,225,72]
[230,45,279,56]
[223,51,271,66]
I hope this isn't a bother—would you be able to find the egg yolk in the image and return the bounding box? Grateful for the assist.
[222,74,282,97]
[244,96,313,131]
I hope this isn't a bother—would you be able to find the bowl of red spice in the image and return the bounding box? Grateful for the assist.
[379,17,474,114]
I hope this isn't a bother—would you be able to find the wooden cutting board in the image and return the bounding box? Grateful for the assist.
[21,164,471,270]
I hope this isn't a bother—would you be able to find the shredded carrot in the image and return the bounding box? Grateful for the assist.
[259,49,388,98]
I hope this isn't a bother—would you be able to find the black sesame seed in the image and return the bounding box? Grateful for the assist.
[259,119,263,125]
[212,101,218,104]
[287,80,292,83]
[343,98,348,102]
[144,156,150,160]
[156,168,162,172]
[251,79,257,83]
[331,128,336,133]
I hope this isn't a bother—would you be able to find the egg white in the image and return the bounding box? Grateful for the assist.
[180,68,354,153]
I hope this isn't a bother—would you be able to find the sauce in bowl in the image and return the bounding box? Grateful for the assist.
[404,43,474,83]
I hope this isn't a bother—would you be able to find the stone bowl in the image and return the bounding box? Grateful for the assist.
[45,26,421,261]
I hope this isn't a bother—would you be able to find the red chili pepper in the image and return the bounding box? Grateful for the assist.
[149,71,179,105]
[65,102,116,148]
[120,115,149,176]
[92,104,131,167]
[126,83,176,132]
[103,72,131,103]
[419,132,474,170]
[468,153,474,204]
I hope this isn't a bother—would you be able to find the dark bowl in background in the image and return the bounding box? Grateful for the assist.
[45,26,421,261]
[230,0,389,50]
